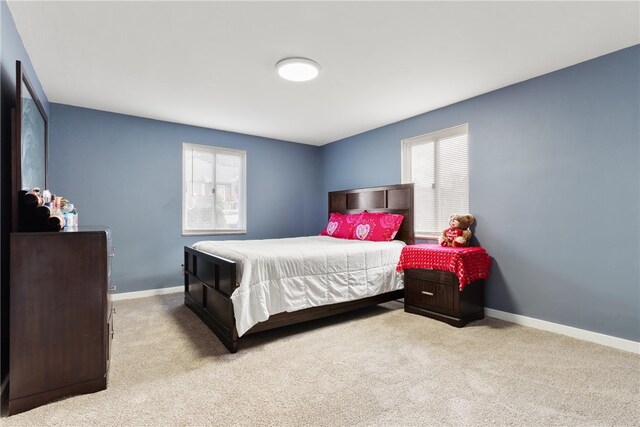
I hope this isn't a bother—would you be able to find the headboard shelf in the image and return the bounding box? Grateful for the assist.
[328,183,414,245]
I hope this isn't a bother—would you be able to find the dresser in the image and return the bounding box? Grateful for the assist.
[9,227,114,415]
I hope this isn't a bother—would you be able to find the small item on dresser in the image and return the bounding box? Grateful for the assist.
[63,212,77,229]
[51,194,61,211]
[35,204,52,218]
[42,189,51,203]
[60,199,78,229]
[48,213,66,230]
[63,208,78,229]
[438,213,475,247]
[23,191,43,207]
[16,189,69,232]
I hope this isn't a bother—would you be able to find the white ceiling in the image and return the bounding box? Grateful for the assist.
[8,1,640,146]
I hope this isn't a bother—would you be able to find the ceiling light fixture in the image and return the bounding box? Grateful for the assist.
[276,58,320,82]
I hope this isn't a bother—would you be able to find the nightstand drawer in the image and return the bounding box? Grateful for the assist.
[405,268,453,285]
[405,277,454,311]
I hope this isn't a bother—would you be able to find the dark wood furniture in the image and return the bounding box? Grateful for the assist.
[404,268,484,327]
[12,60,49,233]
[8,227,114,415]
[184,183,414,353]
[3,60,50,401]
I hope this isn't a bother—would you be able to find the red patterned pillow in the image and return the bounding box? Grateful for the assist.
[352,212,404,242]
[320,212,363,239]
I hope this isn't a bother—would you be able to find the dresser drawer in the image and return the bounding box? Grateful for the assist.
[405,268,453,285]
[405,276,454,311]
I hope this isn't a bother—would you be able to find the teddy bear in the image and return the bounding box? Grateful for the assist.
[438,214,475,247]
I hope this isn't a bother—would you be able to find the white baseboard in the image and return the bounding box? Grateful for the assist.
[110,287,639,354]
[111,285,183,301]
[485,308,639,354]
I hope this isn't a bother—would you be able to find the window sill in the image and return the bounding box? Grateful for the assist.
[182,229,247,237]
[415,234,439,242]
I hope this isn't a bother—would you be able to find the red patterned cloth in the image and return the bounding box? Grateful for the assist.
[396,244,492,291]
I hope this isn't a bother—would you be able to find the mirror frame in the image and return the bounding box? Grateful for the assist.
[12,60,49,231]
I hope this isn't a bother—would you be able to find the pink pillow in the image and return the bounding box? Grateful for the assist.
[352,212,404,242]
[320,212,363,239]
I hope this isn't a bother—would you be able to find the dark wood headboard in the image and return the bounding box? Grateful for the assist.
[328,183,414,245]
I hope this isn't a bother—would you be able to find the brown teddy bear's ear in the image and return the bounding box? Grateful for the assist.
[466,214,475,225]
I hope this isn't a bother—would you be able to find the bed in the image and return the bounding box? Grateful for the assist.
[183,183,414,352]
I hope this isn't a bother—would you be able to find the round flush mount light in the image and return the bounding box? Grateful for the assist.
[276,57,320,82]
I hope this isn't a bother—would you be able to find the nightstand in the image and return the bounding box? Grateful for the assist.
[404,268,484,327]
[397,244,491,327]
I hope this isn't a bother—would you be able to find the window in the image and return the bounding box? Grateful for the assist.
[182,143,246,235]
[401,124,469,238]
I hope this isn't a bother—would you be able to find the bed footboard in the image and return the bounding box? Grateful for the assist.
[183,246,239,353]
[184,245,405,353]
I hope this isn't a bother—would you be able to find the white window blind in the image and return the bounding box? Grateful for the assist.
[401,124,469,238]
[182,143,246,235]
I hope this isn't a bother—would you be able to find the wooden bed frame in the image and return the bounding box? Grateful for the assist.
[183,183,414,353]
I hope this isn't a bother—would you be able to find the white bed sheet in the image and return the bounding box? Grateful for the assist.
[193,236,405,336]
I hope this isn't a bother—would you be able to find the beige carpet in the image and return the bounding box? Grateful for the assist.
[3,293,639,426]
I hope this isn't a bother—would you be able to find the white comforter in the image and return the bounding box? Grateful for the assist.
[193,236,405,336]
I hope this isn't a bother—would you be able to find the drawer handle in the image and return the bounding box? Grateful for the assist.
[110,285,117,292]
[109,253,115,258]
[421,291,434,296]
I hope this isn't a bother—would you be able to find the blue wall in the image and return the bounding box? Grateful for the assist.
[49,104,321,293]
[321,45,640,342]
[0,0,51,385]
